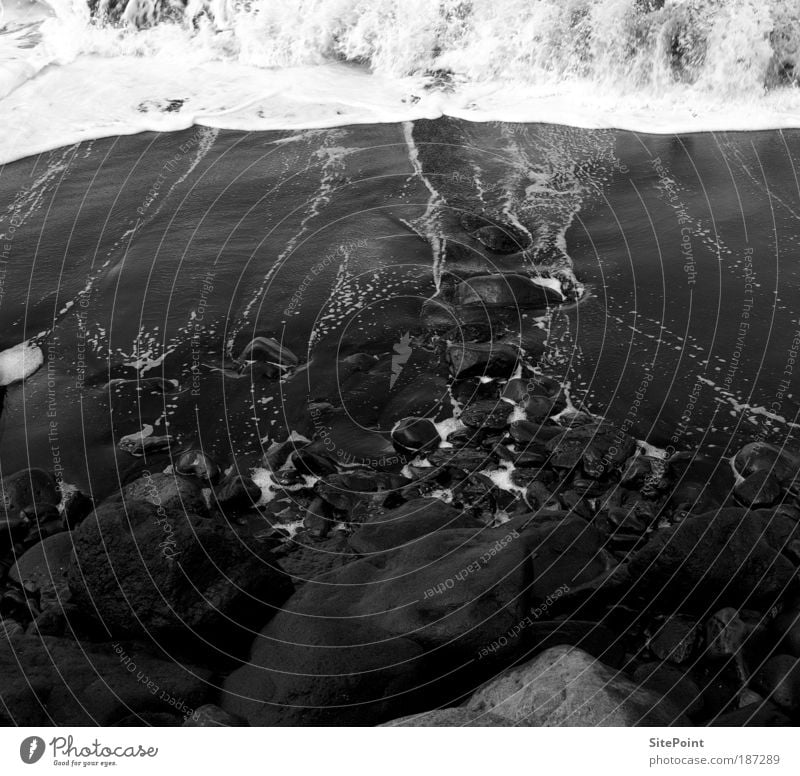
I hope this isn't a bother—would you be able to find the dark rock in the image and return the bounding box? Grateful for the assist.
[9,532,73,608]
[122,472,208,515]
[704,607,751,659]
[222,516,608,725]
[447,342,519,379]
[303,496,333,539]
[214,473,262,512]
[349,498,483,554]
[773,607,800,657]
[751,654,800,711]
[67,500,291,646]
[508,419,563,444]
[273,533,357,585]
[315,471,405,513]
[174,450,220,482]
[710,701,792,726]
[237,336,298,369]
[291,449,338,477]
[625,508,800,611]
[0,635,210,725]
[734,441,800,485]
[0,469,59,520]
[391,417,441,457]
[453,274,561,308]
[648,616,699,664]
[460,400,513,430]
[61,488,94,529]
[633,662,704,717]
[734,470,782,508]
[473,226,529,254]
[466,646,688,725]
[183,704,247,727]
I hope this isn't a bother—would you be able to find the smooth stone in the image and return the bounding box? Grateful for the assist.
[174,449,220,482]
[751,654,800,711]
[447,342,519,379]
[734,470,782,507]
[508,419,563,444]
[632,662,704,717]
[214,473,262,512]
[349,498,483,554]
[473,225,529,254]
[648,616,699,664]
[391,417,441,457]
[733,441,800,485]
[466,646,688,726]
[290,449,338,477]
[237,336,298,368]
[453,274,561,308]
[704,607,751,659]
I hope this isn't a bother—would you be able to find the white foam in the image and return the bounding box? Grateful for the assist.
[4,0,800,162]
[0,340,44,386]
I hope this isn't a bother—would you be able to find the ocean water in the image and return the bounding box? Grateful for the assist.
[1,0,800,499]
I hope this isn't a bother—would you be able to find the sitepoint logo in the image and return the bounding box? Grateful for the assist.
[20,737,45,765]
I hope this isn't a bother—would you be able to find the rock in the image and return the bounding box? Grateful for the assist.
[381,709,515,726]
[648,616,699,664]
[474,226,529,254]
[508,420,563,444]
[117,429,174,457]
[632,662,704,717]
[773,607,800,657]
[315,471,404,514]
[236,336,298,369]
[734,471,782,508]
[546,421,635,477]
[274,534,357,585]
[214,473,262,512]
[349,498,483,554]
[290,449,338,477]
[122,471,207,515]
[183,704,246,727]
[223,516,608,725]
[704,608,750,659]
[0,340,43,386]
[751,654,800,711]
[391,417,441,457]
[710,701,792,726]
[67,500,291,646]
[9,532,74,608]
[733,441,800,485]
[447,342,520,379]
[453,274,562,308]
[460,400,513,430]
[466,646,687,726]
[174,450,220,482]
[624,508,800,611]
[0,469,59,520]
[61,488,94,529]
[0,635,210,725]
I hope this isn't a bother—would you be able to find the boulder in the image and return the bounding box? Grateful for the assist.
[624,508,800,611]
[67,500,291,646]
[546,421,635,477]
[349,498,483,554]
[447,342,519,379]
[0,469,59,520]
[465,646,688,726]
[453,274,562,308]
[0,635,210,725]
[751,654,800,711]
[122,472,207,515]
[733,442,800,485]
[632,662,704,717]
[9,532,74,607]
[734,471,782,508]
[391,417,441,457]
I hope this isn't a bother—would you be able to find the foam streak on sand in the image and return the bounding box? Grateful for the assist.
[5,1,800,162]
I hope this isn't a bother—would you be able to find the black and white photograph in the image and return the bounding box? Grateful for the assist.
[0,0,799,768]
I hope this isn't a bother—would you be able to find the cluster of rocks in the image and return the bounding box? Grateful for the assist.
[1,212,799,726]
